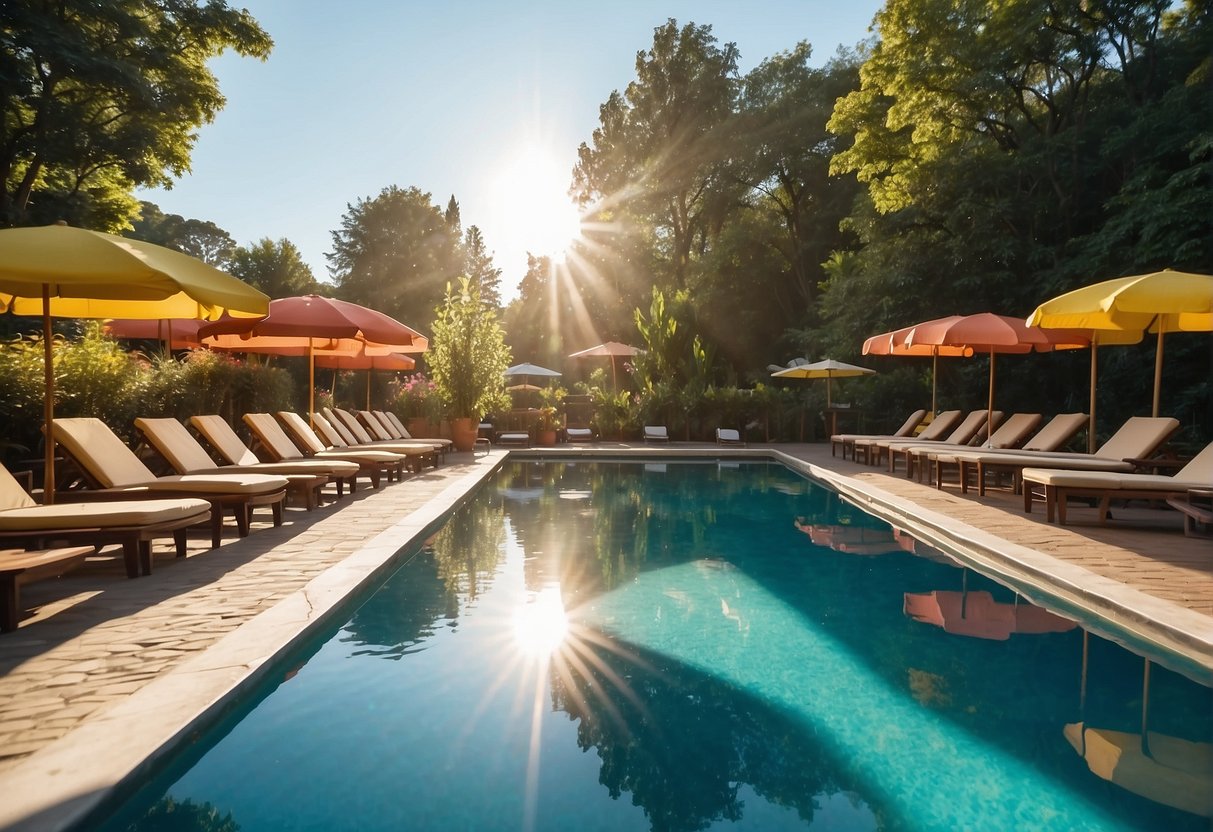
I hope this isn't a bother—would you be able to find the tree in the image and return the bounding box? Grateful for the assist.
[428,277,512,420]
[229,238,325,298]
[463,225,503,308]
[128,201,236,267]
[327,185,461,328]
[572,20,743,291]
[1,1,271,229]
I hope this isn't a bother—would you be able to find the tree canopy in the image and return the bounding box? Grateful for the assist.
[1,0,271,230]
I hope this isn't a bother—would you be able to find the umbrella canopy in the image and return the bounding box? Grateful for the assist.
[0,224,270,502]
[199,295,428,420]
[1027,269,1213,418]
[863,321,974,414]
[314,351,415,410]
[569,341,645,390]
[105,317,204,350]
[504,362,561,389]
[901,313,1090,440]
[771,359,876,408]
[506,383,542,393]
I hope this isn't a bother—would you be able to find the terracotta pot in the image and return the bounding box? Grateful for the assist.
[537,429,557,446]
[450,417,478,452]
[407,417,429,438]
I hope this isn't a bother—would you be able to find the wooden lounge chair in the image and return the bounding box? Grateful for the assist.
[260,412,404,487]
[643,425,669,443]
[565,427,594,442]
[188,414,359,497]
[0,545,93,632]
[949,416,1181,497]
[496,431,532,447]
[851,410,962,466]
[135,417,335,510]
[879,410,1000,476]
[310,412,437,472]
[51,418,288,547]
[928,413,1088,490]
[906,413,1041,485]
[715,428,745,446]
[354,409,448,458]
[377,411,455,454]
[0,462,211,581]
[831,409,927,459]
[1021,441,1213,525]
[323,408,441,468]
[364,410,454,456]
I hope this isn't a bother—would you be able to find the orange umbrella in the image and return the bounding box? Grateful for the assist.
[315,351,415,410]
[902,313,1090,440]
[863,319,974,414]
[105,317,204,350]
[199,295,427,419]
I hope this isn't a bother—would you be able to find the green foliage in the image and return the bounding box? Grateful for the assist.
[134,350,294,423]
[1,1,271,227]
[328,186,462,328]
[128,202,237,267]
[229,238,325,298]
[131,796,239,832]
[428,277,512,418]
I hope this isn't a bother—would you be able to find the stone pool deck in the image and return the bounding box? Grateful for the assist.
[0,442,1209,831]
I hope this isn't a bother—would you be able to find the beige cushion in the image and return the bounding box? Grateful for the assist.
[52,417,156,488]
[0,464,36,512]
[190,415,263,466]
[1095,416,1180,459]
[135,417,220,473]
[125,473,289,496]
[0,498,211,531]
[967,453,1135,472]
[243,413,309,460]
[227,460,359,477]
[276,412,330,455]
[1022,468,1207,491]
[1022,413,1088,451]
[314,449,404,464]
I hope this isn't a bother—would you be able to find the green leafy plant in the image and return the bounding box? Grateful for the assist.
[428,277,512,419]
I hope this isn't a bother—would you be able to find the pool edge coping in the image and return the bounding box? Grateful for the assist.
[1,446,1209,830]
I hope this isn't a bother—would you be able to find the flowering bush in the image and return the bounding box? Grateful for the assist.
[390,372,443,421]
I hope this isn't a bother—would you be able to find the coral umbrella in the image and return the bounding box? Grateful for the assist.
[568,341,644,390]
[1027,269,1213,418]
[0,224,269,502]
[105,317,204,350]
[199,295,428,421]
[903,313,1091,442]
[863,320,974,414]
[314,351,415,410]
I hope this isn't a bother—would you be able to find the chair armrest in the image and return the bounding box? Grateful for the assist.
[1124,456,1188,474]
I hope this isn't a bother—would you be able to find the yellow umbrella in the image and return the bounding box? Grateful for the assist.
[1027,269,1213,418]
[0,224,270,502]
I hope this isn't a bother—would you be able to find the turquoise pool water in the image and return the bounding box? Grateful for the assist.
[99,461,1212,831]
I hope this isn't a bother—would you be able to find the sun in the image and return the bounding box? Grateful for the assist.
[491,146,582,260]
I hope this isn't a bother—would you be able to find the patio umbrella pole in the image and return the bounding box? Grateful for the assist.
[308,338,316,426]
[931,352,938,414]
[1152,324,1164,418]
[987,350,996,443]
[1140,659,1153,758]
[366,370,372,410]
[1089,345,1098,454]
[42,284,55,504]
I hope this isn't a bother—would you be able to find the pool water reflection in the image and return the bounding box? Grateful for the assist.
[100,461,1212,831]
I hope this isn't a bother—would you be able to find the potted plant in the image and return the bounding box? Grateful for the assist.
[533,406,559,446]
[428,277,512,451]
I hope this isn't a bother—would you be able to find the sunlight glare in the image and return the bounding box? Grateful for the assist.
[513,586,569,655]
[491,146,582,259]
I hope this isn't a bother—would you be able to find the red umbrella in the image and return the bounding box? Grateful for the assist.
[315,351,415,410]
[901,313,1090,440]
[568,341,644,390]
[199,295,428,419]
[105,318,204,350]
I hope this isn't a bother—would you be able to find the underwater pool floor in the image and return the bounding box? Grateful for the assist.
[0,443,1209,831]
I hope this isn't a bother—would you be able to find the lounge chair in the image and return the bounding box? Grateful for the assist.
[51,418,288,547]
[878,410,1000,476]
[496,431,531,447]
[0,461,211,581]
[927,413,1088,490]
[643,425,669,443]
[366,410,454,455]
[565,427,594,442]
[0,545,94,632]
[326,408,442,467]
[905,413,1041,485]
[947,416,1180,497]
[310,412,437,472]
[715,428,745,446]
[851,410,963,466]
[831,409,927,459]
[247,413,404,488]
[188,414,359,498]
[377,411,456,454]
[1021,441,1213,525]
[135,417,338,510]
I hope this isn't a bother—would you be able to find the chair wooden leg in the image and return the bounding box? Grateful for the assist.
[120,540,141,578]
[1050,486,1062,524]
[977,463,988,496]
[235,504,251,537]
[139,540,154,576]
[174,528,189,558]
[210,505,223,548]
[272,500,284,527]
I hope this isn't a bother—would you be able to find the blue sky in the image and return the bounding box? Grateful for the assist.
[141,1,884,301]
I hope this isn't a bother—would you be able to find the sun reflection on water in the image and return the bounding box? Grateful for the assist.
[513,586,569,655]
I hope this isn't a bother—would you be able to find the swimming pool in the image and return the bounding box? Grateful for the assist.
[97,460,1212,831]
